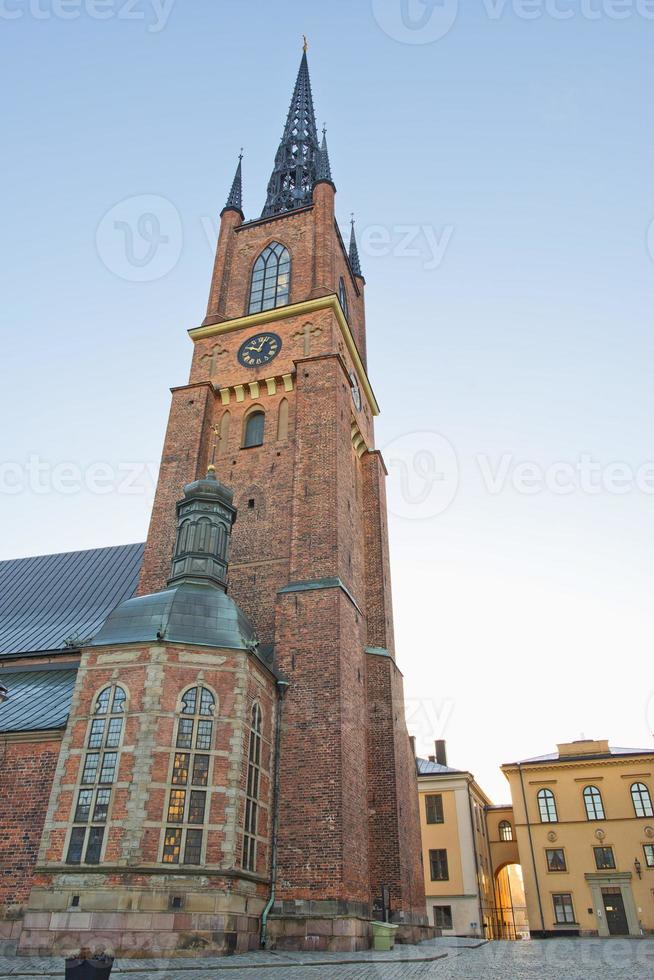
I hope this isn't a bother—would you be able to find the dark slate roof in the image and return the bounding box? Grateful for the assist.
[514,746,654,765]
[91,582,266,662]
[0,665,77,732]
[0,543,144,659]
[417,758,464,776]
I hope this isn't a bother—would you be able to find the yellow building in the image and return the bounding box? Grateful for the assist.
[417,742,495,937]
[502,740,654,937]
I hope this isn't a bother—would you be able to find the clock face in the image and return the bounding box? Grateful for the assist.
[237,332,282,369]
[350,371,362,411]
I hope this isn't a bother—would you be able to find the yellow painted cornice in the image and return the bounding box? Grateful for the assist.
[188,295,380,417]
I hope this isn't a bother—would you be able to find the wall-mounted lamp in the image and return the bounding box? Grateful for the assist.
[634,858,642,879]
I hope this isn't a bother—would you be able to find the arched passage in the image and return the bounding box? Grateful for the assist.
[491,863,530,940]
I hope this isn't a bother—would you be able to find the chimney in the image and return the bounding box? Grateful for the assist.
[435,740,447,767]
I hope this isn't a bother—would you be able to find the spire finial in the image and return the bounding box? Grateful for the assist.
[349,214,363,279]
[303,34,308,53]
[222,151,244,218]
[261,47,320,216]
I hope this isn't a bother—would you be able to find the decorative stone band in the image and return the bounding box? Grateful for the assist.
[278,577,362,615]
[216,373,294,406]
[189,294,380,417]
[351,419,369,458]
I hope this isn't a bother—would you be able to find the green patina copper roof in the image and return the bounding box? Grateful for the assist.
[90,581,263,659]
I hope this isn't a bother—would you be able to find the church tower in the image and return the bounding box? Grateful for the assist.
[19,47,427,957]
[138,46,427,946]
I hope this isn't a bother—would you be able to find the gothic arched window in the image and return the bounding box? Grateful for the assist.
[499,820,513,841]
[537,788,558,823]
[66,683,127,866]
[242,703,263,872]
[162,686,216,866]
[631,782,654,818]
[338,276,349,320]
[248,242,290,314]
[583,786,605,821]
[243,410,265,449]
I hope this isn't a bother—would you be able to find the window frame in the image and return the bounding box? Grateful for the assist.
[594,846,616,870]
[537,788,558,823]
[429,848,449,882]
[338,276,349,320]
[545,848,567,872]
[247,242,291,315]
[433,905,453,930]
[425,794,444,825]
[242,409,266,450]
[552,893,576,925]
[499,820,513,842]
[631,782,654,818]
[643,844,654,868]
[583,785,606,821]
[242,702,264,873]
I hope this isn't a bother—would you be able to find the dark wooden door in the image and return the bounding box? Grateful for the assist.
[602,890,629,936]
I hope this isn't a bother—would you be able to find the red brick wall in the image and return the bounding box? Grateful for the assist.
[0,738,60,910]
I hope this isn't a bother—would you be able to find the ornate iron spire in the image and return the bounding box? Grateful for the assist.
[261,50,320,217]
[222,151,244,218]
[349,215,363,278]
[315,126,334,186]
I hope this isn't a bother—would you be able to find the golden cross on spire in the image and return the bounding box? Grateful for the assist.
[302,34,308,53]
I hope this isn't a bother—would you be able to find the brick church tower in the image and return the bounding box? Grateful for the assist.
[18,47,426,956]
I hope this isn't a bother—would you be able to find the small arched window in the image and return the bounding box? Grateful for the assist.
[338,276,349,320]
[631,782,654,818]
[537,788,558,823]
[583,786,605,821]
[243,703,263,872]
[499,820,513,841]
[243,410,265,449]
[248,242,290,314]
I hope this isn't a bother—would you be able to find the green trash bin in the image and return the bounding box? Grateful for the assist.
[372,921,399,951]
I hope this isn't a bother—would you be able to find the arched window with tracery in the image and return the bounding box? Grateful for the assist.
[162,686,215,866]
[243,409,265,449]
[66,684,127,865]
[338,276,349,320]
[499,820,513,841]
[248,242,290,314]
[583,785,605,821]
[537,788,558,823]
[242,703,263,872]
[631,782,654,818]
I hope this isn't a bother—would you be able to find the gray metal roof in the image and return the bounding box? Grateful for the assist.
[417,758,464,776]
[91,581,266,661]
[514,746,654,765]
[0,665,77,732]
[0,543,144,659]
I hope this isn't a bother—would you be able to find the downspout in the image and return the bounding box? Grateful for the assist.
[518,763,545,934]
[466,781,485,939]
[260,677,289,948]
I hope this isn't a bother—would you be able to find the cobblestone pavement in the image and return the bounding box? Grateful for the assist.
[0,937,653,979]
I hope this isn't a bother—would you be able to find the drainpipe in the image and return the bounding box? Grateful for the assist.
[260,677,290,948]
[466,782,485,939]
[518,763,545,934]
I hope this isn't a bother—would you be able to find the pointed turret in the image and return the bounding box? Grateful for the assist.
[261,49,320,217]
[349,217,363,279]
[221,152,244,219]
[315,126,334,188]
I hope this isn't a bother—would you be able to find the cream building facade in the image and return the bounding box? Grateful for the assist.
[417,742,495,938]
[502,740,654,937]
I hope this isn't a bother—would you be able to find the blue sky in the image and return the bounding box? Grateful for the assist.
[2,0,654,799]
